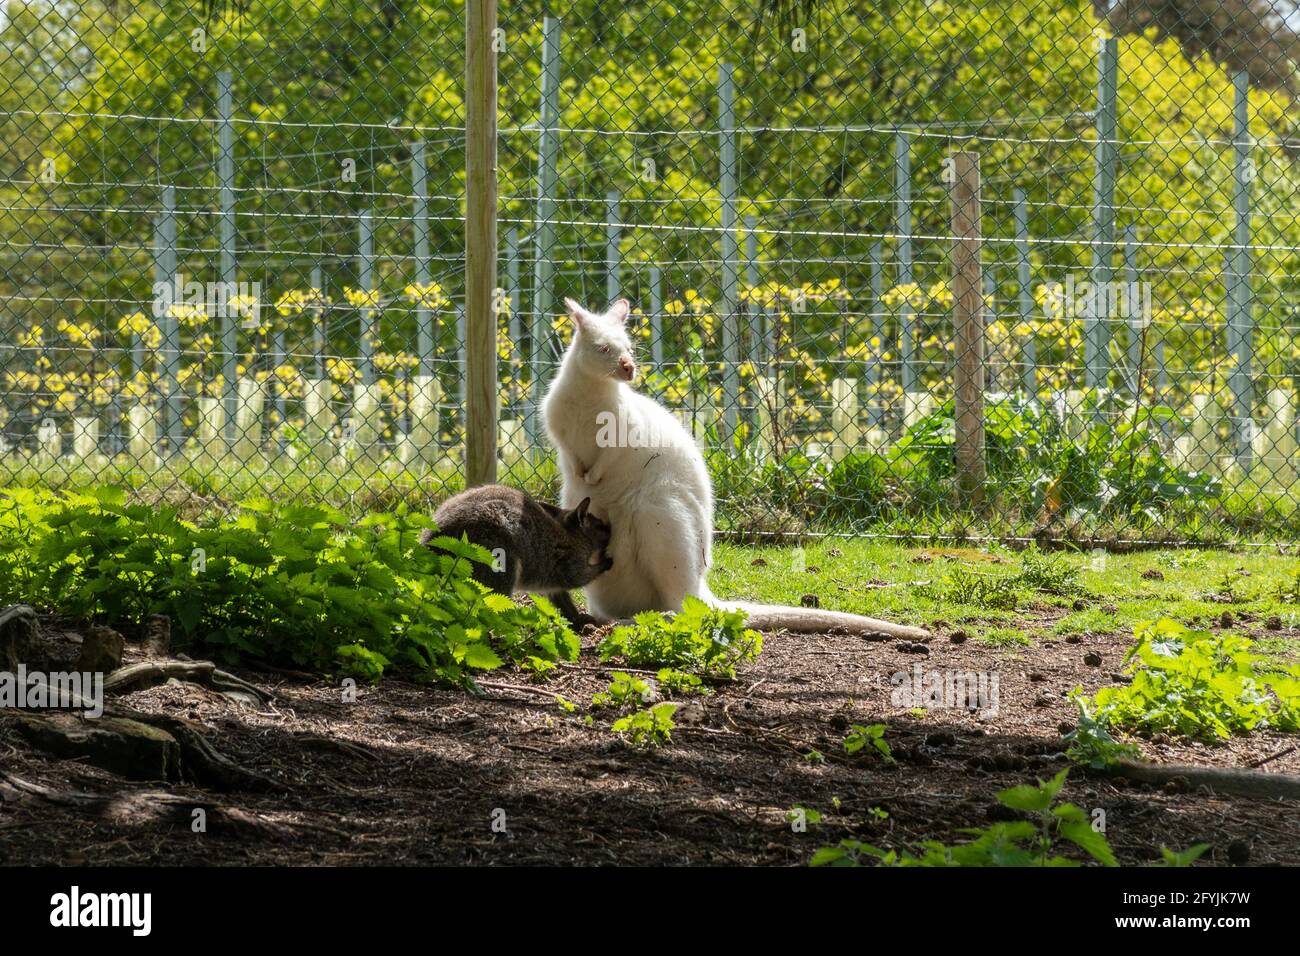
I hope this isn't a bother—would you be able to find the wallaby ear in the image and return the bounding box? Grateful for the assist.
[564,297,589,329]
[608,299,630,323]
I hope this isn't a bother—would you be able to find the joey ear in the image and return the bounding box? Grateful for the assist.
[608,299,630,323]
[564,297,590,329]
[575,496,591,522]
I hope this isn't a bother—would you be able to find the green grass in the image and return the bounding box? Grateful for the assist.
[710,539,1300,646]
[976,626,1032,648]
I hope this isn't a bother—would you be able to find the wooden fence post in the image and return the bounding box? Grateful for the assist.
[464,0,498,486]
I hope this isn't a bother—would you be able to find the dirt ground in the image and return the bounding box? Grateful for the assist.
[2,608,1298,866]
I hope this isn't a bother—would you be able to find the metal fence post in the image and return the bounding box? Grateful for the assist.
[357,211,375,386]
[895,130,916,401]
[1227,69,1255,469]
[868,240,884,424]
[605,190,620,304]
[505,225,522,415]
[156,184,180,451]
[718,62,740,450]
[1013,188,1036,397]
[311,264,326,381]
[1123,223,1141,395]
[1086,35,1118,393]
[649,264,663,369]
[951,151,986,503]
[217,69,238,441]
[412,139,435,378]
[528,16,562,450]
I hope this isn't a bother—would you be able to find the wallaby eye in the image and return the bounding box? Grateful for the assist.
[597,345,611,354]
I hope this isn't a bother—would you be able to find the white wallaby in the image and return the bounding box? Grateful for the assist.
[542,297,927,640]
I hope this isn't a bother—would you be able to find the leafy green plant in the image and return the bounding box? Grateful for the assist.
[591,671,654,710]
[1157,845,1213,867]
[611,702,679,748]
[893,396,1221,526]
[844,723,894,763]
[812,770,1116,867]
[597,595,761,678]
[656,667,709,696]
[1081,618,1300,740]
[787,806,823,827]
[0,486,578,686]
[1064,701,1142,769]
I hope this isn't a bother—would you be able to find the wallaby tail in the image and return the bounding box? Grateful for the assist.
[714,598,929,641]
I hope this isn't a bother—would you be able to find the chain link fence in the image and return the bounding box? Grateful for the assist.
[3,1,1300,545]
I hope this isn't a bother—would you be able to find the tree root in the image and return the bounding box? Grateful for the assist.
[296,734,383,762]
[0,770,300,839]
[110,706,288,794]
[104,660,273,707]
[1109,759,1300,800]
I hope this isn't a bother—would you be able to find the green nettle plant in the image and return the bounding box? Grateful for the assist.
[1063,701,1142,770]
[611,702,679,748]
[597,595,762,678]
[591,671,654,710]
[843,723,894,763]
[1078,618,1300,740]
[894,396,1221,522]
[0,486,578,685]
[811,770,1208,868]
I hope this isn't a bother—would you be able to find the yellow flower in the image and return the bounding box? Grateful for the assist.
[404,282,450,310]
[345,287,382,309]
[168,302,209,326]
[56,319,98,347]
[327,357,358,383]
[275,289,327,316]
[117,312,162,348]
[229,294,259,324]
[882,283,924,309]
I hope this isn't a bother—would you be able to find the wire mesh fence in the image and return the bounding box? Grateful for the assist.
[3,1,1300,545]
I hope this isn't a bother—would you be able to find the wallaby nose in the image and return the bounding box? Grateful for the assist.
[618,356,636,381]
